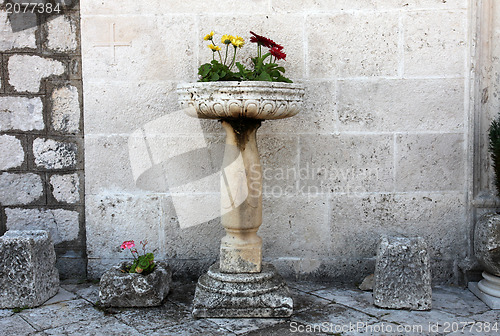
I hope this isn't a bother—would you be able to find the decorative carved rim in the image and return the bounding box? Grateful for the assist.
[177,81,305,120]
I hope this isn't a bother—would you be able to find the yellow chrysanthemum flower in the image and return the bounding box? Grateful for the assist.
[203,31,214,41]
[208,44,221,51]
[221,34,234,45]
[231,36,245,48]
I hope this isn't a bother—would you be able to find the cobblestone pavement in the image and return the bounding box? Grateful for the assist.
[0,280,498,335]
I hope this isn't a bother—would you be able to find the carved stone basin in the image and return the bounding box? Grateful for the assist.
[176,80,304,318]
[176,81,304,120]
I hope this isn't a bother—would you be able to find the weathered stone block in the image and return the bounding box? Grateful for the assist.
[50,85,80,133]
[373,236,432,310]
[404,11,466,77]
[299,134,394,193]
[0,230,59,308]
[395,133,465,192]
[307,13,399,78]
[0,135,24,170]
[5,208,80,244]
[259,195,330,258]
[45,15,78,52]
[83,81,177,134]
[33,138,77,169]
[0,96,44,131]
[85,194,162,259]
[474,213,500,276]
[261,80,337,135]
[81,16,195,81]
[337,78,464,132]
[0,11,36,51]
[328,193,466,263]
[50,173,80,204]
[99,261,171,307]
[8,55,65,93]
[0,172,43,205]
[81,0,268,15]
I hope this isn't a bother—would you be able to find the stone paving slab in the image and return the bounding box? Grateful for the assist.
[0,280,498,335]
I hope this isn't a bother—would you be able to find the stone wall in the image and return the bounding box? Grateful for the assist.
[0,1,85,278]
[81,0,478,284]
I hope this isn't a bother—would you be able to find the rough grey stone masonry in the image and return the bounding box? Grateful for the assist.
[99,261,172,307]
[0,230,59,308]
[0,3,85,278]
[0,135,24,170]
[373,236,432,310]
[474,213,500,276]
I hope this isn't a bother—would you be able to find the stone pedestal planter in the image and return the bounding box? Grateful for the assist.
[99,261,172,307]
[0,230,59,308]
[469,213,500,309]
[177,81,304,317]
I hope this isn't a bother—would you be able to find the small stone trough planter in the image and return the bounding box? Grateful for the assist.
[99,261,172,307]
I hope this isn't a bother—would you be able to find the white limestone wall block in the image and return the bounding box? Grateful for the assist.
[257,134,298,191]
[0,96,44,131]
[260,80,337,135]
[5,208,80,244]
[299,134,394,193]
[85,194,163,259]
[160,194,223,259]
[0,11,36,51]
[403,11,466,77]
[328,193,466,261]
[198,14,305,80]
[85,135,141,195]
[81,16,196,81]
[0,135,24,170]
[0,173,43,205]
[81,0,269,15]
[395,133,465,192]
[86,134,225,195]
[50,173,80,204]
[271,0,467,12]
[83,81,178,135]
[337,78,464,132]
[44,15,78,53]
[307,13,399,78]
[33,138,78,169]
[259,195,330,258]
[8,55,65,93]
[50,85,80,133]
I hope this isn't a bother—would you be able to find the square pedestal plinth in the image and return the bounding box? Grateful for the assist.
[192,263,293,318]
[469,282,500,309]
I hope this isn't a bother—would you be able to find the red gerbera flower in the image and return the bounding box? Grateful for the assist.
[270,46,286,60]
[249,31,283,50]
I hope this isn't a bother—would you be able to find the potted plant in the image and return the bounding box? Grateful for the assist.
[177,31,304,120]
[471,115,500,306]
[99,240,172,307]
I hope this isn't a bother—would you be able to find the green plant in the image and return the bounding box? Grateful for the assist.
[198,31,292,83]
[119,240,156,275]
[490,115,500,197]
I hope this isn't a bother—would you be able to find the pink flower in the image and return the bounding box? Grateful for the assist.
[120,240,135,250]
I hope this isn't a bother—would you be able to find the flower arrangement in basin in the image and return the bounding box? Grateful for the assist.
[98,240,172,307]
[177,31,304,120]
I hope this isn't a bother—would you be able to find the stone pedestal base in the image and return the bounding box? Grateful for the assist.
[469,272,500,309]
[192,263,293,318]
